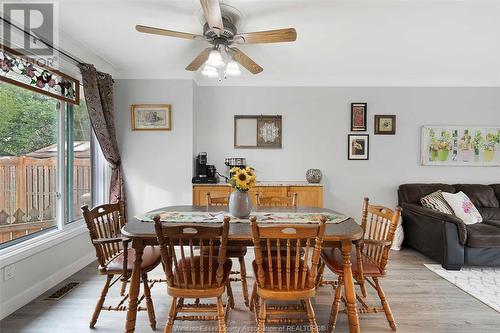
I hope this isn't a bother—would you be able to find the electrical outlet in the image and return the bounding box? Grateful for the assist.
[4,264,15,281]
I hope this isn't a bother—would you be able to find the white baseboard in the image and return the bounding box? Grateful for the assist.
[0,252,96,320]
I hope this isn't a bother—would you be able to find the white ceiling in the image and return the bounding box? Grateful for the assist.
[57,0,500,86]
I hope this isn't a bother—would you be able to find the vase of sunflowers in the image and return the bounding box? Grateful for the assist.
[228,166,256,218]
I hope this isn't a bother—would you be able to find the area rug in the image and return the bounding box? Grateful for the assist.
[424,264,500,312]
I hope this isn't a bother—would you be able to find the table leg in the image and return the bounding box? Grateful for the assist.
[125,238,144,333]
[341,240,360,333]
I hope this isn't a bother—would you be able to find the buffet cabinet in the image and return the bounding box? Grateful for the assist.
[192,182,324,208]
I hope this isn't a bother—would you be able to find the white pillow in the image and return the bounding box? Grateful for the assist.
[441,191,482,224]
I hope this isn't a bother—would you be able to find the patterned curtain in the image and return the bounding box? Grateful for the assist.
[79,63,124,205]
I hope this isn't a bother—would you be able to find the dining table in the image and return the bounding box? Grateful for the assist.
[121,205,363,333]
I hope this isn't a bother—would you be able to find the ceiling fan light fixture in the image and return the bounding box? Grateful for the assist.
[225,60,241,76]
[207,49,225,68]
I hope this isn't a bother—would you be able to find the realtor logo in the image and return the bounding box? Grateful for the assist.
[2,2,56,59]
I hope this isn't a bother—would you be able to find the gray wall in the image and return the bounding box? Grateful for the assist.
[114,79,194,217]
[195,86,500,219]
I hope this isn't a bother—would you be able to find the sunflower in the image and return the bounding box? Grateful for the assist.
[230,166,257,191]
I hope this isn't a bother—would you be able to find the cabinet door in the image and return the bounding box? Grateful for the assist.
[193,186,231,206]
[288,186,324,208]
[252,186,289,205]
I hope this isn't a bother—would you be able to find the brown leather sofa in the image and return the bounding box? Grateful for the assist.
[398,183,500,270]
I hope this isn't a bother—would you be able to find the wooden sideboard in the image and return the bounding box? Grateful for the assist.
[193,182,324,208]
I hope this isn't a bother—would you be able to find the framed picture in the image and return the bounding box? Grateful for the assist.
[374,115,396,135]
[234,115,282,148]
[348,134,369,160]
[131,104,171,131]
[421,126,500,166]
[351,103,367,131]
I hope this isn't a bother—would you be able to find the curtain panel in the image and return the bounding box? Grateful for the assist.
[79,64,124,204]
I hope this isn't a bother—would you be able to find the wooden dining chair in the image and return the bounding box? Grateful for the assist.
[205,192,250,307]
[82,202,161,330]
[255,192,298,207]
[320,198,401,332]
[154,216,233,333]
[250,216,327,333]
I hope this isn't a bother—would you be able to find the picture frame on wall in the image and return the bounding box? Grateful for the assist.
[348,134,369,160]
[374,115,396,135]
[421,126,500,166]
[351,103,367,131]
[131,104,171,131]
[234,115,282,148]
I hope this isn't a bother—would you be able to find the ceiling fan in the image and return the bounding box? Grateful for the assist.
[136,0,297,79]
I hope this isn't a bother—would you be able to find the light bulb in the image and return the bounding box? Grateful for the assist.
[207,50,225,68]
[201,64,218,78]
[225,60,241,76]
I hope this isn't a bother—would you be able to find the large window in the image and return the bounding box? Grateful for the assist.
[0,81,94,247]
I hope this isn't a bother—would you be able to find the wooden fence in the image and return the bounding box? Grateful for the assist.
[0,156,91,244]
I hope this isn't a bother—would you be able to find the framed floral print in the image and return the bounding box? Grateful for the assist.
[234,115,282,148]
[421,126,500,166]
[351,103,367,131]
[348,134,369,160]
[374,115,396,135]
[131,104,171,131]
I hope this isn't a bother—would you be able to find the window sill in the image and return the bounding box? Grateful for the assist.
[0,221,88,269]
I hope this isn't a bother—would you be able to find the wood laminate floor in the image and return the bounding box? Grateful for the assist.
[1,249,499,333]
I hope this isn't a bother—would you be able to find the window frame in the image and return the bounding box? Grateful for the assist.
[0,85,106,262]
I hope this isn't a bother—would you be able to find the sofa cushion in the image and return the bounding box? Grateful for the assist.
[477,207,500,222]
[490,184,500,203]
[398,183,456,205]
[442,191,482,224]
[465,223,500,248]
[453,184,499,208]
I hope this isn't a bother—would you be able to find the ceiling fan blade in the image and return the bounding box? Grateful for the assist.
[186,48,212,71]
[234,28,297,44]
[231,48,263,74]
[200,0,224,34]
[136,25,204,41]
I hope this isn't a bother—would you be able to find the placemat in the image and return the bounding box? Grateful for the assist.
[137,211,350,224]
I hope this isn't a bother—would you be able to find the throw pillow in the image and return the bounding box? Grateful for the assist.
[420,190,454,215]
[442,191,483,224]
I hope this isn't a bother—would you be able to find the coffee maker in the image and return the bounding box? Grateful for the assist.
[192,152,219,184]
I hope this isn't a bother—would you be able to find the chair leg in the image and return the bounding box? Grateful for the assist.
[328,276,343,333]
[374,277,397,331]
[227,280,235,309]
[358,277,368,298]
[316,260,326,287]
[142,273,157,330]
[90,274,113,328]
[120,276,128,296]
[164,297,177,333]
[304,298,319,333]
[249,281,257,311]
[257,298,266,333]
[216,296,227,333]
[238,255,250,307]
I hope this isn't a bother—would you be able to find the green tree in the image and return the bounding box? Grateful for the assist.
[0,82,90,156]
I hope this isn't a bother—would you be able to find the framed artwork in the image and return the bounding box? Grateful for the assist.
[351,103,367,131]
[131,104,171,131]
[234,115,282,148]
[374,115,396,135]
[348,134,369,160]
[421,126,500,166]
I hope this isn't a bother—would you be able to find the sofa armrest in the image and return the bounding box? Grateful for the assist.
[401,203,467,245]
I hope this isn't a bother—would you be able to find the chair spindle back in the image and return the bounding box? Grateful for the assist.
[251,216,326,291]
[82,202,127,267]
[255,193,298,207]
[360,197,401,271]
[206,192,229,207]
[154,216,230,289]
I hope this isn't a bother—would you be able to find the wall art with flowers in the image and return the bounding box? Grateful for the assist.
[421,126,500,166]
